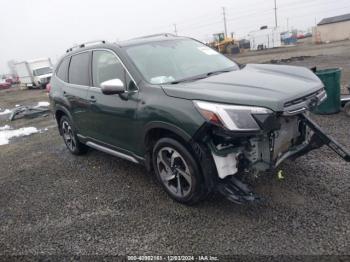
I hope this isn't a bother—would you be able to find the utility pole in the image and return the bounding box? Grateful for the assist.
[274,0,278,28]
[222,7,228,38]
[286,17,289,31]
[173,24,178,36]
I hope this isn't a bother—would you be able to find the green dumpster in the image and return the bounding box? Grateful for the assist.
[314,68,342,114]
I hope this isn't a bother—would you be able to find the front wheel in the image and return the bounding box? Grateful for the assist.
[152,137,206,205]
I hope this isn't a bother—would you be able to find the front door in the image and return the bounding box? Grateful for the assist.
[86,50,139,152]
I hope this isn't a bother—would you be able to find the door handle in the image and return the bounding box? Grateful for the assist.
[89,95,97,103]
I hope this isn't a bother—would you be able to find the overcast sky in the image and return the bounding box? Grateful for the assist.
[1,0,350,73]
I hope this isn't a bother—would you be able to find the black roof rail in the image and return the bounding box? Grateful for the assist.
[66,40,106,53]
[131,33,177,40]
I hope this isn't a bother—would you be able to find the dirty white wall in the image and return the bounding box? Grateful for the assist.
[315,20,350,43]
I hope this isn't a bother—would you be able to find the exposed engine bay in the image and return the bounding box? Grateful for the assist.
[196,113,350,204]
[209,114,311,179]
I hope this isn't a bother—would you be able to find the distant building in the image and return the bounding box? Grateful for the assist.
[314,13,350,43]
[248,27,281,51]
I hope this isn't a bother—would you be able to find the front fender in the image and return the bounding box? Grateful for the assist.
[143,121,192,143]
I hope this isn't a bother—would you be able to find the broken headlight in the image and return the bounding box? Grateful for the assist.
[194,100,272,131]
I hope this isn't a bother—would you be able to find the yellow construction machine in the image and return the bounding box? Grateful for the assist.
[210,33,240,54]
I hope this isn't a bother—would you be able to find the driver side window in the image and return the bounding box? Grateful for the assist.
[92,50,126,87]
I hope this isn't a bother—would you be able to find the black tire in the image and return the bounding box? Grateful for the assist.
[59,115,88,155]
[344,102,350,117]
[152,137,206,205]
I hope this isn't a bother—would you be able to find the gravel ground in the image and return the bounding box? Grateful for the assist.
[0,44,350,256]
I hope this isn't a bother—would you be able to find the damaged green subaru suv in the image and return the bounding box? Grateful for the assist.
[50,34,350,204]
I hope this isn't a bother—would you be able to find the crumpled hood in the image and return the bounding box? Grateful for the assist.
[161,64,324,112]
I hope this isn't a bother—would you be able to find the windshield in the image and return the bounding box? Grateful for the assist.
[33,67,52,76]
[125,39,239,84]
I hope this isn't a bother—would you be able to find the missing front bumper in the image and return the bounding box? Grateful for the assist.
[208,113,350,204]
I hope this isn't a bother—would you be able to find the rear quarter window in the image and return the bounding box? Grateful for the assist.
[56,57,70,82]
[68,52,90,86]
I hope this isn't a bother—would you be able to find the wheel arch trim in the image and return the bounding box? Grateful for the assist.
[54,105,74,135]
[143,121,193,146]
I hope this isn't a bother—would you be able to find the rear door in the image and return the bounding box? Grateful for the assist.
[86,49,139,152]
[63,51,91,133]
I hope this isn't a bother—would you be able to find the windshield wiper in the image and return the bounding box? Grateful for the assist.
[205,69,233,77]
[169,68,234,85]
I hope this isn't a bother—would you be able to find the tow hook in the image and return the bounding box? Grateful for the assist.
[216,176,261,204]
[301,113,350,162]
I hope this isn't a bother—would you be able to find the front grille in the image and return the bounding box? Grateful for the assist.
[283,88,327,116]
[284,89,321,107]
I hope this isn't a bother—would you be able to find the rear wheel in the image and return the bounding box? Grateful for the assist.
[344,102,350,116]
[152,137,206,205]
[60,116,88,155]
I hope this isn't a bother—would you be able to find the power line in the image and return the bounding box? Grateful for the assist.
[278,0,322,10]
[216,3,349,38]
[172,1,338,34]
[149,0,350,39]
[175,13,221,26]
[226,9,273,22]
[279,0,348,12]
[172,0,345,33]
[286,4,350,21]
[180,20,223,32]
[225,1,274,15]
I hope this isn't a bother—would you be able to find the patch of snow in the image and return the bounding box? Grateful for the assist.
[0,126,39,145]
[15,104,20,107]
[0,109,11,115]
[38,127,49,133]
[0,125,11,131]
[35,101,50,108]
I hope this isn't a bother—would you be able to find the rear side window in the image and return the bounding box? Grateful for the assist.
[92,50,126,87]
[56,57,70,82]
[68,52,90,86]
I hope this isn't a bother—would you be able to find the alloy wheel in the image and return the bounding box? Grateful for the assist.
[156,147,193,198]
[62,121,76,151]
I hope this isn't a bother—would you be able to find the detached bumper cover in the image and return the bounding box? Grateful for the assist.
[300,113,350,162]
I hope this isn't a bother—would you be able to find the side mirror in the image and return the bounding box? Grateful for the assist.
[100,79,125,95]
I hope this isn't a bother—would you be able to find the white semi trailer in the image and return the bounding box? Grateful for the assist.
[249,27,281,51]
[14,58,53,89]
